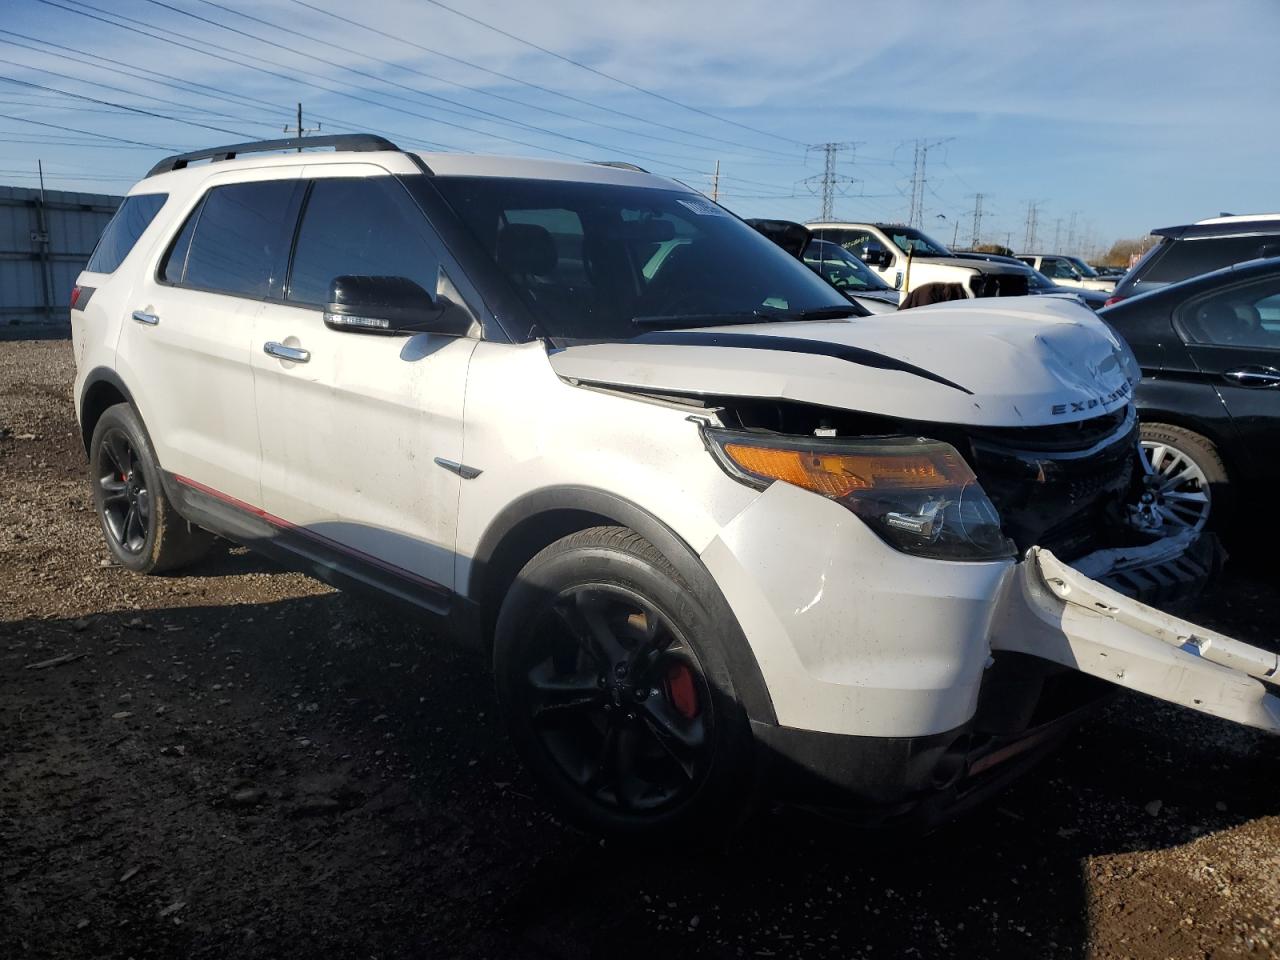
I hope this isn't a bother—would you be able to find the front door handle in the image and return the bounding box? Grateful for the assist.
[1224,366,1280,388]
[131,310,159,326]
[264,341,311,363]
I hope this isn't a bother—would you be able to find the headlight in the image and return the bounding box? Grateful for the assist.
[705,429,1014,562]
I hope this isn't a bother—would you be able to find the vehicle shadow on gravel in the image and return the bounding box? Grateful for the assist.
[3,576,1276,960]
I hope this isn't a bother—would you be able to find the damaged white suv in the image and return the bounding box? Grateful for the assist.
[72,136,1278,836]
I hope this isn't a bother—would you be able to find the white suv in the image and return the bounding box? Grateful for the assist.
[72,136,1279,836]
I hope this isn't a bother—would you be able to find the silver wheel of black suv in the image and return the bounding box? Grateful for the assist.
[1131,423,1229,535]
[89,404,213,574]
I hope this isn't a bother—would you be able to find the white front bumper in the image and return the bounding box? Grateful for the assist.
[702,482,1278,739]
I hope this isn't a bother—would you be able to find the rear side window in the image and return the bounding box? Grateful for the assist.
[1133,235,1280,291]
[178,181,303,298]
[1180,276,1280,349]
[286,177,440,306]
[85,193,167,274]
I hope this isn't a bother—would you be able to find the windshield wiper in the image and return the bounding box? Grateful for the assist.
[632,306,856,329]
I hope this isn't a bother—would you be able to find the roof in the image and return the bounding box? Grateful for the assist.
[1152,213,1280,240]
[133,135,687,197]
[1100,255,1280,311]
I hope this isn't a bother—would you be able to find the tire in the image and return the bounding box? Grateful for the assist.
[1137,422,1230,534]
[493,526,757,839]
[88,403,213,574]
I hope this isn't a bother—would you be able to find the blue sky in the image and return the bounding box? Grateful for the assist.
[2,0,1277,257]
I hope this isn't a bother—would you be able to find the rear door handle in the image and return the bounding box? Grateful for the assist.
[264,341,311,363]
[131,310,159,326]
[1224,366,1280,388]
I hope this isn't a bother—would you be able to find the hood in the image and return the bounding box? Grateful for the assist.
[549,297,1137,428]
[907,254,1030,276]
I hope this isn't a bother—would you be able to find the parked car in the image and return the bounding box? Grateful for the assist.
[957,252,1110,310]
[1099,256,1280,533]
[803,239,901,310]
[1094,265,1127,279]
[1108,213,1280,304]
[745,219,900,311]
[1016,255,1116,292]
[807,221,1031,297]
[71,135,1278,837]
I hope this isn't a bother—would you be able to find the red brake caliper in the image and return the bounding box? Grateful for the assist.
[664,662,700,719]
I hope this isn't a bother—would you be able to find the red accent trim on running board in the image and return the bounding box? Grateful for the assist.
[172,474,450,597]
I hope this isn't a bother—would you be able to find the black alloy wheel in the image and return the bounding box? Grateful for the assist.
[96,427,151,555]
[519,583,714,814]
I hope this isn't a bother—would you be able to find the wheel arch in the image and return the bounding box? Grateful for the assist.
[466,485,777,724]
[78,366,137,454]
[1134,406,1240,481]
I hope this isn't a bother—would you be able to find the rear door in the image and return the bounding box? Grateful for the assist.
[251,166,477,603]
[1176,274,1280,483]
[119,171,303,506]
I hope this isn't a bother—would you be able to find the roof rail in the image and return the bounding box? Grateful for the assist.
[146,134,400,178]
[591,160,649,173]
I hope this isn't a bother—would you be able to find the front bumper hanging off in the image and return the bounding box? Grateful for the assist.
[993,547,1280,735]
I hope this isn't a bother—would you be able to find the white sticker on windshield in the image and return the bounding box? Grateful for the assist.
[675,197,728,217]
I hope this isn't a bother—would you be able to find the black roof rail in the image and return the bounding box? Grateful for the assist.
[591,160,649,173]
[146,134,400,178]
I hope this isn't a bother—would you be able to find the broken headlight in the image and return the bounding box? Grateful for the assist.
[706,430,1015,562]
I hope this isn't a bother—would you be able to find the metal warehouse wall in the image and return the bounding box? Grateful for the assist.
[0,184,121,327]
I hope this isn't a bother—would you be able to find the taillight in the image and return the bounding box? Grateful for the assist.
[1103,294,1124,307]
[70,286,83,310]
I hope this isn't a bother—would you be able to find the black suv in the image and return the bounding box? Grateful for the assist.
[1110,214,1280,303]
[1099,256,1280,533]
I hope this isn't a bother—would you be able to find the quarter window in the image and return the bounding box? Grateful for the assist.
[85,193,167,274]
[179,181,302,298]
[287,178,441,306]
[1181,278,1280,349]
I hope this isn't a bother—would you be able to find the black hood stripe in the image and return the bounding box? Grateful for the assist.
[629,331,972,395]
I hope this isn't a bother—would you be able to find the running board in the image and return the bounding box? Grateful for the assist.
[991,547,1280,734]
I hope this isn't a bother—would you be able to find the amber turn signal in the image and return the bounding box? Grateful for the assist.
[720,441,976,499]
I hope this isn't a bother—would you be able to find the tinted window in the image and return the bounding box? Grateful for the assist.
[1134,235,1280,292]
[287,178,441,305]
[160,197,202,284]
[183,181,301,298]
[433,176,850,342]
[1181,276,1280,349]
[810,228,874,256]
[85,193,167,274]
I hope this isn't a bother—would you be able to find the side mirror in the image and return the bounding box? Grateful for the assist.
[323,275,472,336]
[860,243,892,268]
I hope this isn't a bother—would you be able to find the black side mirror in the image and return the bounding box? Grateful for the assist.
[324,275,472,336]
[860,243,892,268]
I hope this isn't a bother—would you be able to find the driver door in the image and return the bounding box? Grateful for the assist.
[251,167,477,603]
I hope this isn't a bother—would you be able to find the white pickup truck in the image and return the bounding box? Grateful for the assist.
[807,220,1034,297]
[1017,254,1117,292]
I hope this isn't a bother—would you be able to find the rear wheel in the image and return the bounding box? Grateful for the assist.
[89,403,213,574]
[493,527,756,838]
[1134,423,1229,534]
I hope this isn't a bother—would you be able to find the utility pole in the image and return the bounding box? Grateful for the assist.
[710,160,720,203]
[1023,200,1040,251]
[1066,210,1079,256]
[34,160,52,323]
[905,137,952,228]
[968,192,985,247]
[1052,217,1063,251]
[802,142,859,221]
[283,102,321,151]
[951,219,960,248]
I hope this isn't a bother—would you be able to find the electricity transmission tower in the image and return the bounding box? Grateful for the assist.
[803,142,860,220]
[1023,200,1041,251]
[968,193,986,247]
[904,137,952,228]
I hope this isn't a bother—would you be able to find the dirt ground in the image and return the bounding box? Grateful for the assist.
[1,335,1277,960]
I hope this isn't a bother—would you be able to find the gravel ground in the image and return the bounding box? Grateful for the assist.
[2,336,1277,960]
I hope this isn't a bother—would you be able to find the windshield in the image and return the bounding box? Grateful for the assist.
[803,240,893,291]
[430,177,853,342]
[884,226,952,257]
[1065,256,1100,278]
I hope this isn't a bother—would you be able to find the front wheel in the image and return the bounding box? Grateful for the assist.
[1133,423,1229,535]
[88,403,213,574]
[493,527,757,838]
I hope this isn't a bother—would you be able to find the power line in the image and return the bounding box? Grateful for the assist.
[285,0,800,161]
[1023,199,1042,251]
[412,0,804,147]
[904,137,952,228]
[969,192,986,247]
[0,111,173,149]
